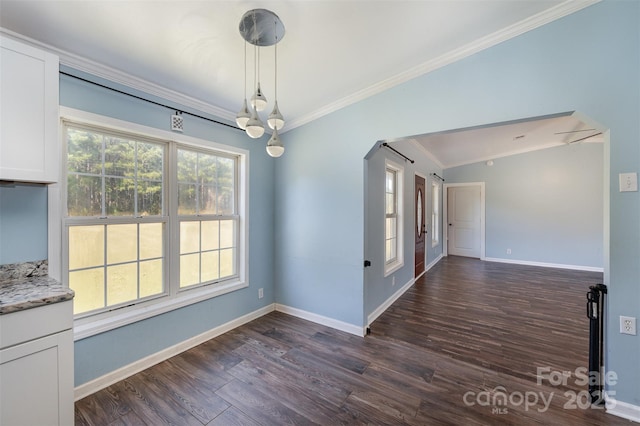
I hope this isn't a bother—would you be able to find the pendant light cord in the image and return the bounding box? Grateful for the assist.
[243,40,247,100]
[253,44,258,106]
[274,20,278,100]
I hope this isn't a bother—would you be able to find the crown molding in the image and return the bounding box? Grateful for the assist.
[0,27,236,124]
[60,52,237,123]
[285,0,600,131]
[1,0,599,133]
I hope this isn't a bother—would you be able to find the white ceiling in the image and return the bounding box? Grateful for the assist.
[410,112,604,169]
[0,0,601,166]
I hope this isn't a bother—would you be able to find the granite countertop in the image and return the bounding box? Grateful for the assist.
[0,261,74,315]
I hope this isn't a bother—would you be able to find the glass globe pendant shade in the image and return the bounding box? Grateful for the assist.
[250,82,268,111]
[245,108,265,138]
[266,127,284,157]
[235,99,251,130]
[267,101,284,130]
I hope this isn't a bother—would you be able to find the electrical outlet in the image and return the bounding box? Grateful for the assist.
[620,316,636,335]
[506,248,512,255]
[392,276,396,286]
[258,288,264,299]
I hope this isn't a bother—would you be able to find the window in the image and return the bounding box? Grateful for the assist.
[385,160,403,275]
[432,181,440,247]
[177,148,238,288]
[66,126,166,316]
[62,116,246,324]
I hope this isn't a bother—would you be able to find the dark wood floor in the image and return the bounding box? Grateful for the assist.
[75,256,633,425]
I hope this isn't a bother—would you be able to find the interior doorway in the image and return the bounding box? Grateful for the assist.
[443,182,485,259]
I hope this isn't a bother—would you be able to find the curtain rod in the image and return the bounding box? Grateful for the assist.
[431,173,444,182]
[381,143,414,164]
[59,71,242,132]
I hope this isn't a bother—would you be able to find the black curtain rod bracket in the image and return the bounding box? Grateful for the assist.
[430,173,444,182]
[59,71,241,132]
[381,143,414,164]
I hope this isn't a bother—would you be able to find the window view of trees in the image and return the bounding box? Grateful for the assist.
[177,148,237,288]
[67,128,163,217]
[177,149,234,215]
[65,124,240,316]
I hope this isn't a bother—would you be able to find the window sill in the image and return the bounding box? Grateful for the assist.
[73,279,248,341]
[384,260,404,277]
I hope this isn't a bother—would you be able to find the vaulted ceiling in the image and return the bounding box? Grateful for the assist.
[0,0,601,166]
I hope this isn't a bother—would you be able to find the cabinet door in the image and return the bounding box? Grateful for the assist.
[0,35,59,183]
[0,330,74,426]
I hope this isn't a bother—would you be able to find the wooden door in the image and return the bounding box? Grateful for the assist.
[415,175,426,277]
[447,185,481,258]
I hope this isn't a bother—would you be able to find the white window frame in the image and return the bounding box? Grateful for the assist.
[432,180,440,247]
[49,107,249,340]
[384,159,404,276]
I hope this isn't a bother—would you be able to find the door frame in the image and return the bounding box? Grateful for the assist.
[443,182,486,260]
[415,172,428,279]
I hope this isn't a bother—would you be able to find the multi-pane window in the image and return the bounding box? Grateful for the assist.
[64,123,241,318]
[177,148,238,288]
[385,168,398,263]
[385,161,403,274]
[66,126,165,316]
[432,181,440,247]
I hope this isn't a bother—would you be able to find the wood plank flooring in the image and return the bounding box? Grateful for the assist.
[75,256,634,425]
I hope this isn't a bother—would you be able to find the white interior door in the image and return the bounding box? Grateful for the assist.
[447,185,481,258]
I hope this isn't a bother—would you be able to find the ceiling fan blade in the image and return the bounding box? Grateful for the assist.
[567,132,603,144]
[554,128,597,135]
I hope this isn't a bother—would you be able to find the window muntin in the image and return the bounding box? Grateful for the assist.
[384,161,403,275]
[385,169,398,263]
[432,181,440,247]
[179,219,237,288]
[66,125,166,316]
[177,147,238,289]
[177,149,235,215]
[66,127,164,217]
[64,122,241,318]
[68,222,165,314]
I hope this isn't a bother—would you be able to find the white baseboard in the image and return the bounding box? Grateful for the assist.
[74,304,275,401]
[275,304,364,337]
[605,393,640,423]
[484,257,604,273]
[426,254,443,272]
[367,277,415,327]
[367,254,443,328]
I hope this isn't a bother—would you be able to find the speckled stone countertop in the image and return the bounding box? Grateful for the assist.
[0,261,74,315]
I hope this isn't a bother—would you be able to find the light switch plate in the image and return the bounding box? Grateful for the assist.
[619,173,638,192]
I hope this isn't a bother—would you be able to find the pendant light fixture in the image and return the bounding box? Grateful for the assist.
[267,29,284,131]
[245,44,265,139]
[238,9,286,156]
[250,47,267,111]
[266,127,284,157]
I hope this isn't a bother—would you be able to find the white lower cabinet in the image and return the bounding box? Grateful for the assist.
[0,301,73,426]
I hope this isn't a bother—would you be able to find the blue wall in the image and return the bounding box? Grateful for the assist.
[1,0,637,408]
[445,142,603,268]
[0,184,48,264]
[364,140,443,324]
[278,1,639,406]
[59,70,277,385]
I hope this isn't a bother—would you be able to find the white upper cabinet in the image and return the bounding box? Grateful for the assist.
[0,35,59,183]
